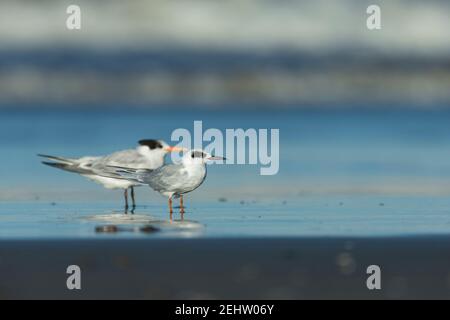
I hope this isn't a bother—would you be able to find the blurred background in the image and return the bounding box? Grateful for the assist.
[1,0,450,205]
[1,0,449,108]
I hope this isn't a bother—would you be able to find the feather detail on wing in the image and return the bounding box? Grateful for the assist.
[103,165,154,183]
[38,154,129,180]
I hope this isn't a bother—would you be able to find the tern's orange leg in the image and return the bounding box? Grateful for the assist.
[169,198,173,220]
[179,196,185,221]
[180,195,185,214]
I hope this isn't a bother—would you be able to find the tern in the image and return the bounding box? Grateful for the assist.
[108,150,225,219]
[38,139,184,209]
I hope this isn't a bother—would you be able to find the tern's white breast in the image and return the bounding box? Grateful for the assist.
[180,164,207,193]
[82,174,138,190]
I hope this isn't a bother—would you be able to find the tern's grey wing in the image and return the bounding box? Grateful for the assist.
[39,154,121,178]
[41,161,95,175]
[144,164,188,193]
[102,165,154,184]
[92,150,144,168]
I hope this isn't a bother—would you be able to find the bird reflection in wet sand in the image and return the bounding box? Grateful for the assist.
[91,213,205,236]
[107,150,225,220]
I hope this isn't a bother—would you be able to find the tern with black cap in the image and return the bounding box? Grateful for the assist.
[38,139,184,210]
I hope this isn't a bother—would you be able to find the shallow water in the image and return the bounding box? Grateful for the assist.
[2,108,450,238]
[1,195,450,239]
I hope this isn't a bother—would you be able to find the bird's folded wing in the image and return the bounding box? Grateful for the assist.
[38,154,130,179]
[94,150,145,167]
[144,164,187,192]
[102,165,154,183]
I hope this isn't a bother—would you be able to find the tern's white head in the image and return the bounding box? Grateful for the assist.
[181,149,225,166]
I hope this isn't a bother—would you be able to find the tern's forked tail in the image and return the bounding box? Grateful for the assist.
[38,154,92,175]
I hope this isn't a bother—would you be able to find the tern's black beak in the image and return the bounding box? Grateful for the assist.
[208,156,226,161]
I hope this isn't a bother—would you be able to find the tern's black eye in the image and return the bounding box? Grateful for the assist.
[191,151,206,159]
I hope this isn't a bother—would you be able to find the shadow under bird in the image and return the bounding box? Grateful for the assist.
[107,150,225,219]
[38,139,184,209]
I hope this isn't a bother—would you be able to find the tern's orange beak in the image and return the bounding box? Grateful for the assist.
[165,146,186,152]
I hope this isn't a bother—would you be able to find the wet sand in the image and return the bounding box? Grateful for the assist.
[1,236,450,299]
[2,197,450,300]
